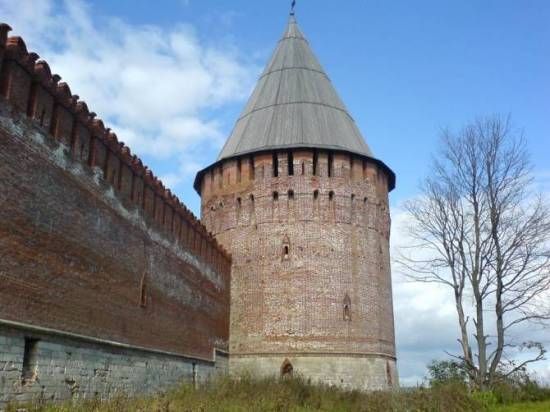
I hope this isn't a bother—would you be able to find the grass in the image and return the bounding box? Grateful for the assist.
[489,400,550,412]
[6,376,550,412]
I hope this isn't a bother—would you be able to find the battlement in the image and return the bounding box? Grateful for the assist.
[199,149,391,205]
[0,23,230,277]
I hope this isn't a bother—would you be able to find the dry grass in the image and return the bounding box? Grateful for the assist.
[5,376,550,412]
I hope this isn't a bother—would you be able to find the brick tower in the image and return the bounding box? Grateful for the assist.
[195,15,397,390]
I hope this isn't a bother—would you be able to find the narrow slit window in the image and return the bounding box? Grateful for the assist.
[313,190,319,200]
[237,197,242,208]
[140,274,148,308]
[343,294,351,321]
[282,235,290,260]
[301,162,305,175]
[22,337,39,383]
[272,153,279,177]
[328,152,334,177]
[287,151,294,176]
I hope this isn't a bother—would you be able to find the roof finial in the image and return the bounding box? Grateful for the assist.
[290,0,296,16]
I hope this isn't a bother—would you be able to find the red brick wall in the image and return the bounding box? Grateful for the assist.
[0,28,230,361]
[199,150,396,359]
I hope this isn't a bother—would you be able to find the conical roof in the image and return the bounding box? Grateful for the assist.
[195,15,395,193]
[217,15,374,161]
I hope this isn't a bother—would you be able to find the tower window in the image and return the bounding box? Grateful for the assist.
[22,337,39,383]
[288,190,295,200]
[343,293,351,321]
[301,162,305,175]
[237,197,242,208]
[313,190,319,200]
[273,191,279,201]
[329,191,335,201]
[273,153,279,177]
[282,235,290,260]
[287,151,294,176]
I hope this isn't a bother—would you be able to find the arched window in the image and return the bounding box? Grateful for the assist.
[282,235,290,260]
[281,359,293,377]
[313,190,319,200]
[343,293,351,321]
[329,191,335,201]
[288,190,295,200]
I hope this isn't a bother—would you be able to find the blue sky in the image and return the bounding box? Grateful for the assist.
[95,0,550,207]
[2,0,549,385]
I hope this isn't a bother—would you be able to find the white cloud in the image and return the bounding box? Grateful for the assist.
[0,0,258,192]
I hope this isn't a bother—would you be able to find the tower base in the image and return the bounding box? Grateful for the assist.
[229,354,398,391]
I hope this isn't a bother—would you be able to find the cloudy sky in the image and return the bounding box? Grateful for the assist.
[1,0,548,385]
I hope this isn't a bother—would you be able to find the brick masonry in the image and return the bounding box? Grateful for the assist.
[0,24,230,407]
[198,150,398,390]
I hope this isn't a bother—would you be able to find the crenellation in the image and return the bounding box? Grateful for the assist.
[351,156,363,182]
[1,41,33,112]
[0,29,232,273]
[0,23,10,72]
[317,151,329,177]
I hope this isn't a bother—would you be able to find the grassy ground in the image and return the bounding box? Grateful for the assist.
[6,377,550,412]
[488,400,550,412]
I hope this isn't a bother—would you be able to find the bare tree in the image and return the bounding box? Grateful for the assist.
[398,115,550,389]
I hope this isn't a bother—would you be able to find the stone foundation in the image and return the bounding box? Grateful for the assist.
[230,354,398,391]
[0,322,227,408]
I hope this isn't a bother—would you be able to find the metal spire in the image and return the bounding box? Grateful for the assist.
[290,0,296,16]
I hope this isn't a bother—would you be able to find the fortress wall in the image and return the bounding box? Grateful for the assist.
[198,149,397,389]
[0,25,230,406]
